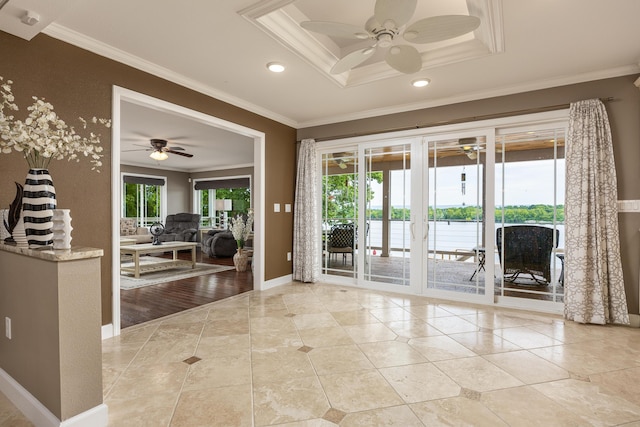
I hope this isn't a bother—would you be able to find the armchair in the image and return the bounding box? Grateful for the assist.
[157,213,200,243]
[202,229,237,258]
[496,225,559,284]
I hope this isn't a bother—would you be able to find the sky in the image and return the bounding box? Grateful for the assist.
[369,159,566,208]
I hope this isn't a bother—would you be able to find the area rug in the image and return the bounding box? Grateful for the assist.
[120,257,235,290]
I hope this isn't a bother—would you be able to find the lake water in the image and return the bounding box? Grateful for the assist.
[367,220,565,252]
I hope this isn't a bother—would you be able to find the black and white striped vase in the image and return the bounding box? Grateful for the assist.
[22,168,57,248]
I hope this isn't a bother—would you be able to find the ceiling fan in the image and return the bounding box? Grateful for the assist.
[331,152,351,169]
[148,139,193,160]
[300,0,480,74]
[124,138,194,161]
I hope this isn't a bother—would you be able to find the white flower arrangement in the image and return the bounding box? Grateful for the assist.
[230,209,254,249]
[0,76,110,171]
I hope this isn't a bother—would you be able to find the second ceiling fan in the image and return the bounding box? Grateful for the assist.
[148,138,193,160]
[301,0,481,74]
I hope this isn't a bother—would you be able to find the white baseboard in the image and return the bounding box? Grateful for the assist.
[60,404,108,427]
[629,313,640,328]
[101,323,114,340]
[0,369,108,427]
[260,274,293,291]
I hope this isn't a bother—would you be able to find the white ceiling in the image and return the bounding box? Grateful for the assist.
[119,101,255,173]
[2,0,640,171]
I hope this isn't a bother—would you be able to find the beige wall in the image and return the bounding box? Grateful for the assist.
[0,31,297,325]
[299,75,640,314]
[0,249,103,420]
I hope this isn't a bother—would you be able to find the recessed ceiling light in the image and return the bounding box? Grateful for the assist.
[267,62,285,73]
[412,78,430,88]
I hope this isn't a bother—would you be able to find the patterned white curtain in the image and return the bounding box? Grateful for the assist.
[564,99,629,325]
[293,139,320,282]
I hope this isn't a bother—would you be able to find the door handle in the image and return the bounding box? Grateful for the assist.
[423,215,428,240]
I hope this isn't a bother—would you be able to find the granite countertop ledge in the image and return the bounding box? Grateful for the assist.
[0,243,103,261]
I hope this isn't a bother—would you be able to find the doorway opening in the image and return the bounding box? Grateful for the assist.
[109,86,265,337]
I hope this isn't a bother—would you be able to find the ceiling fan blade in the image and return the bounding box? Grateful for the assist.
[301,21,370,40]
[330,47,376,74]
[374,0,417,28]
[166,146,186,151]
[404,15,481,44]
[385,45,421,74]
[166,149,193,158]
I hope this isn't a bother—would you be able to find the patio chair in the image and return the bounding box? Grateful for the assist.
[496,225,559,285]
[327,223,355,266]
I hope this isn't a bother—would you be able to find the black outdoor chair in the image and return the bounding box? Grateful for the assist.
[496,225,559,285]
[327,223,356,266]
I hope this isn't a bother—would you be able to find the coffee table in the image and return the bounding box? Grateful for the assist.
[120,237,137,246]
[120,241,197,278]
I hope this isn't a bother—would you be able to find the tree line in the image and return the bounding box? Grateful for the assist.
[367,204,564,223]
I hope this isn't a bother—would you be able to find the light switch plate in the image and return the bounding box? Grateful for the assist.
[285,204,291,213]
[274,203,281,213]
[617,200,640,212]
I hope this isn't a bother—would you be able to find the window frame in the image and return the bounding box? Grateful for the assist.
[120,172,168,227]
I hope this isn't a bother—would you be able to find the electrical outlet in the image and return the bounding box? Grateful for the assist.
[5,317,11,340]
[287,252,292,261]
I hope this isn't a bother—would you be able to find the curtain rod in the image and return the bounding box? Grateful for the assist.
[298,97,613,143]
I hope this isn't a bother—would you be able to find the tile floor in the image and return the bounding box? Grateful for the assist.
[3,282,640,426]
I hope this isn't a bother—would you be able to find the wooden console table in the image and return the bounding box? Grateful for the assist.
[120,241,197,278]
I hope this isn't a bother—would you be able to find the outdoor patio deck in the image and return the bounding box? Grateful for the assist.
[323,253,564,302]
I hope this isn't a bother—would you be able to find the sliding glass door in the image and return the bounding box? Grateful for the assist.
[320,141,417,291]
[321,150,359,279]
[422,132,494,302]
[317,111,567,313]
[494,126,566,308]
[362,143,412,287]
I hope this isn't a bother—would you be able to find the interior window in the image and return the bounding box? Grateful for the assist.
[194,178,251,228]
[122,174,165,226]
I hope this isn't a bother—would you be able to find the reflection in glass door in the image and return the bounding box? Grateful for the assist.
[424,135,489,299]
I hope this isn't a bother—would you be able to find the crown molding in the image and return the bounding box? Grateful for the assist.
[42,23,298,128]
[297,64,640,128]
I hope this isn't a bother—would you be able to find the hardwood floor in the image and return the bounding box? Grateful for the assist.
[120,249,253,329]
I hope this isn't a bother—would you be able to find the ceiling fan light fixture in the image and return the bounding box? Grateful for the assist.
[150,150,168,161]
[266,62,285,73]
[377,33,393,48]
[412,78,430,87]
